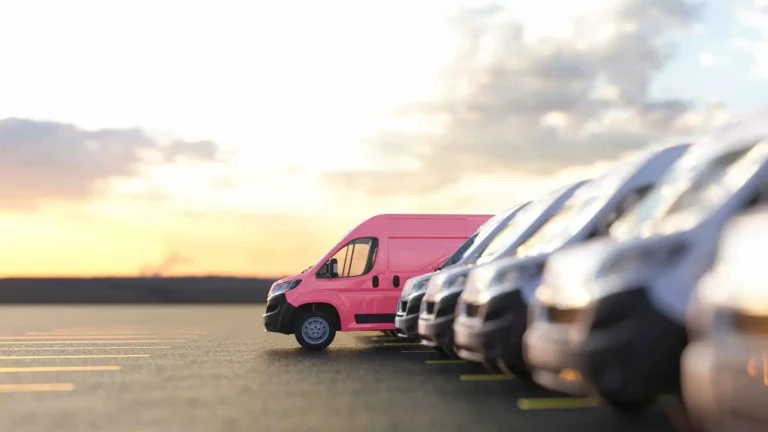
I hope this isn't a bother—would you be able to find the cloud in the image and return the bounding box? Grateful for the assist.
[0,118,223,209]
[323,0,705,196]
[735,0,768,79]
[698,52,716,67]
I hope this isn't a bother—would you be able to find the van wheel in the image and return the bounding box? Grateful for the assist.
[603,398,649,415]
[497,358,532,381]
[483,360,503,374]
[294,310,336,351]
[436,345,459,359]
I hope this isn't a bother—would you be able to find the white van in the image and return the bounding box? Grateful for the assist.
[416,181,588,358]
[393,201,530,340]
[452,143,690,377]
[543,108,768,412]
[682,206,768,432]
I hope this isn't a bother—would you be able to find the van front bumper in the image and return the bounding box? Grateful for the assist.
[575,289,687,408]
[453,289,528,374]
[395,292,424,338]
[263,293,297,334]
[418,291,462,347]
[524,321,588,396]
[682,338,768,431]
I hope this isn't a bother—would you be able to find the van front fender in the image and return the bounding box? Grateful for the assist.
[285,289,355,331]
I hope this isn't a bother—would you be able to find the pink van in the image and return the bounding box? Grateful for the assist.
[263,213,491,350]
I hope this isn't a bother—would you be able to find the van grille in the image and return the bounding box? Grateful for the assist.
[546,306,586,324]
[398,301,407,313]
[464,303,481,318]
[425,301,435,315]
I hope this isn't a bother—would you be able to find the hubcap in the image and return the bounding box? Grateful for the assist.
[301,317,330,344]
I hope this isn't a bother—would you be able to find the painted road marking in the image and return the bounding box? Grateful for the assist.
[426,360,466,364]
[25,332,199,337]
[0,366,122,373]
[0,340,184,345]
[0,383,76,393]
[460,374,515,381]
[0,354,150,359]
[0,335,194,340]
[0,346,171,350]
[517,397,601,410]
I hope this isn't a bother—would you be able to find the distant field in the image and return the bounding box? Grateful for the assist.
[0,277,279,304]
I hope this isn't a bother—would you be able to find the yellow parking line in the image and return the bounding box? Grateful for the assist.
[517,397,601,410]
[460,374,515,381]
[0,366,122,373]
[426,360,466,364]
[0,346,170,350]
[0,340,184,345]
[0,335,193,340]
[0,383,76,393]
[0,354,150,359]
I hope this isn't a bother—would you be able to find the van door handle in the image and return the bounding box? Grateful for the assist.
[393,275,400,288]
[372,275,379,288]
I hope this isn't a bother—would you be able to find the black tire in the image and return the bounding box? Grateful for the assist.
[294,310,336,351]
[497,357,532,381]
[436,344,460,359]
[482,360,503,374]
[603,398,649,415]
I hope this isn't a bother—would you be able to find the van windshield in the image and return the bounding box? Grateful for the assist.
[438,206,521,269]
[513,168,633,257]
[439,233,479,269]
[608,160,693,238]
[608,146,755,237]
[655,141,768,231]
[476,190,569,262]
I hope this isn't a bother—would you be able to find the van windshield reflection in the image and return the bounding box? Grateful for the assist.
[476,193,559,262]
[656,143,768,231]
[513,176,619,257]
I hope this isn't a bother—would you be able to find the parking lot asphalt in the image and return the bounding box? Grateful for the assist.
[0,305,688,432]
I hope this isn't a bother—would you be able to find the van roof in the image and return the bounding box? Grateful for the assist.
[682,108,768,163]
[364,213,492,219]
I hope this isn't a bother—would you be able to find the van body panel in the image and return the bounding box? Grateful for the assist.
[268,213,492,334]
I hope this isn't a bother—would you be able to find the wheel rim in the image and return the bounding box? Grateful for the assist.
[301,317,330,344]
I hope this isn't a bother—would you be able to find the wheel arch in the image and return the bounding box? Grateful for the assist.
[295,303,341,331]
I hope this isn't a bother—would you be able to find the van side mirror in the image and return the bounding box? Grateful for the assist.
[316,263,330,278]
[316,258,340,279]
[329,258,339,277]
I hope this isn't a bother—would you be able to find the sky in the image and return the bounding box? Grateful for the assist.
[0,0,766,278]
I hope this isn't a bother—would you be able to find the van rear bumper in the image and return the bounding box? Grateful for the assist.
[263,293,297,334]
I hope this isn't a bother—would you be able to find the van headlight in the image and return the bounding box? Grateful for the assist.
[698,269,768,317]
[598,243,687,277]
[443,272,469,292]
[269,279,302,297]
[470,261,544,298]
[403,278,429,297]
[536,284,593,310]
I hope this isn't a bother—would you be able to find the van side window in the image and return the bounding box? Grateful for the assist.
[329,237,379,278]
